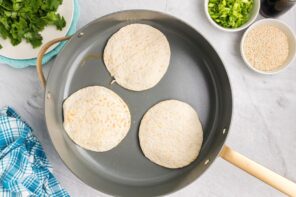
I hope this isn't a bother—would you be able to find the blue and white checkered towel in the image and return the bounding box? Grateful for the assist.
[0,107,69,197]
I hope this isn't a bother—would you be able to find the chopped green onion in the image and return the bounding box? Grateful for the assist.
[208,0,253,28]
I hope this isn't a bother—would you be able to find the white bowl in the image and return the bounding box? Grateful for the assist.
[240,19,296,74]
[205,0,260,32]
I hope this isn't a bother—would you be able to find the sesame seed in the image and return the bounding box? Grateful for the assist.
[243,25,289,72]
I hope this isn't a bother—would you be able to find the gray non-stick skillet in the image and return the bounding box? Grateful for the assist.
[36,10,296,197]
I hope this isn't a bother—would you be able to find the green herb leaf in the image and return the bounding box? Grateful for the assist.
[0,0,66,49]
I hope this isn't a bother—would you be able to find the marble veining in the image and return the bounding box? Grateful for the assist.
[0,0,295,196]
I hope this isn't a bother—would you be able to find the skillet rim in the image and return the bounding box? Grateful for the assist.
[44,9,233,196]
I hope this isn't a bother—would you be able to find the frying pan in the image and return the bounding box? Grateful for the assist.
[36,10,296,197]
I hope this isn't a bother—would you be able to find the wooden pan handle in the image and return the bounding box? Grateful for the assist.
[220,145,296,196]
[37,36,71,88]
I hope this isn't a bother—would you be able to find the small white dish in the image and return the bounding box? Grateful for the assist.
[240,19,296,75]
[205,0,260,32]
[0,0,74,60]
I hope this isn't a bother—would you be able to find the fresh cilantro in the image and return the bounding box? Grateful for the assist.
[0,0,66,48]
[208,0,253,28]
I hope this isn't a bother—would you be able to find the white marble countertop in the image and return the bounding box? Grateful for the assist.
[0,0,295,196]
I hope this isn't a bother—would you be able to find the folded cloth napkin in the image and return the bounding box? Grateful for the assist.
[0,107,69,197]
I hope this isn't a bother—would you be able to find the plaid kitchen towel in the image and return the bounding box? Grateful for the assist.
[0,107,69,197]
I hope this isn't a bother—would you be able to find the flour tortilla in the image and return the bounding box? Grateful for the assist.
[103,24,171,91]
[139,100,203,168]
[63,86,131,152]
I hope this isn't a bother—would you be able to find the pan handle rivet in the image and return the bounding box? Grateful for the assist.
[204,159,210,165]
[46,92,51,99]
[222,128,227,135]
[78,32,84,38]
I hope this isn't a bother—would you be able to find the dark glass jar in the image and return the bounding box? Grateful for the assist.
[260,0,296,17]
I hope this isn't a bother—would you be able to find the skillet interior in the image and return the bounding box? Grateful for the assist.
[45,10,232,197]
